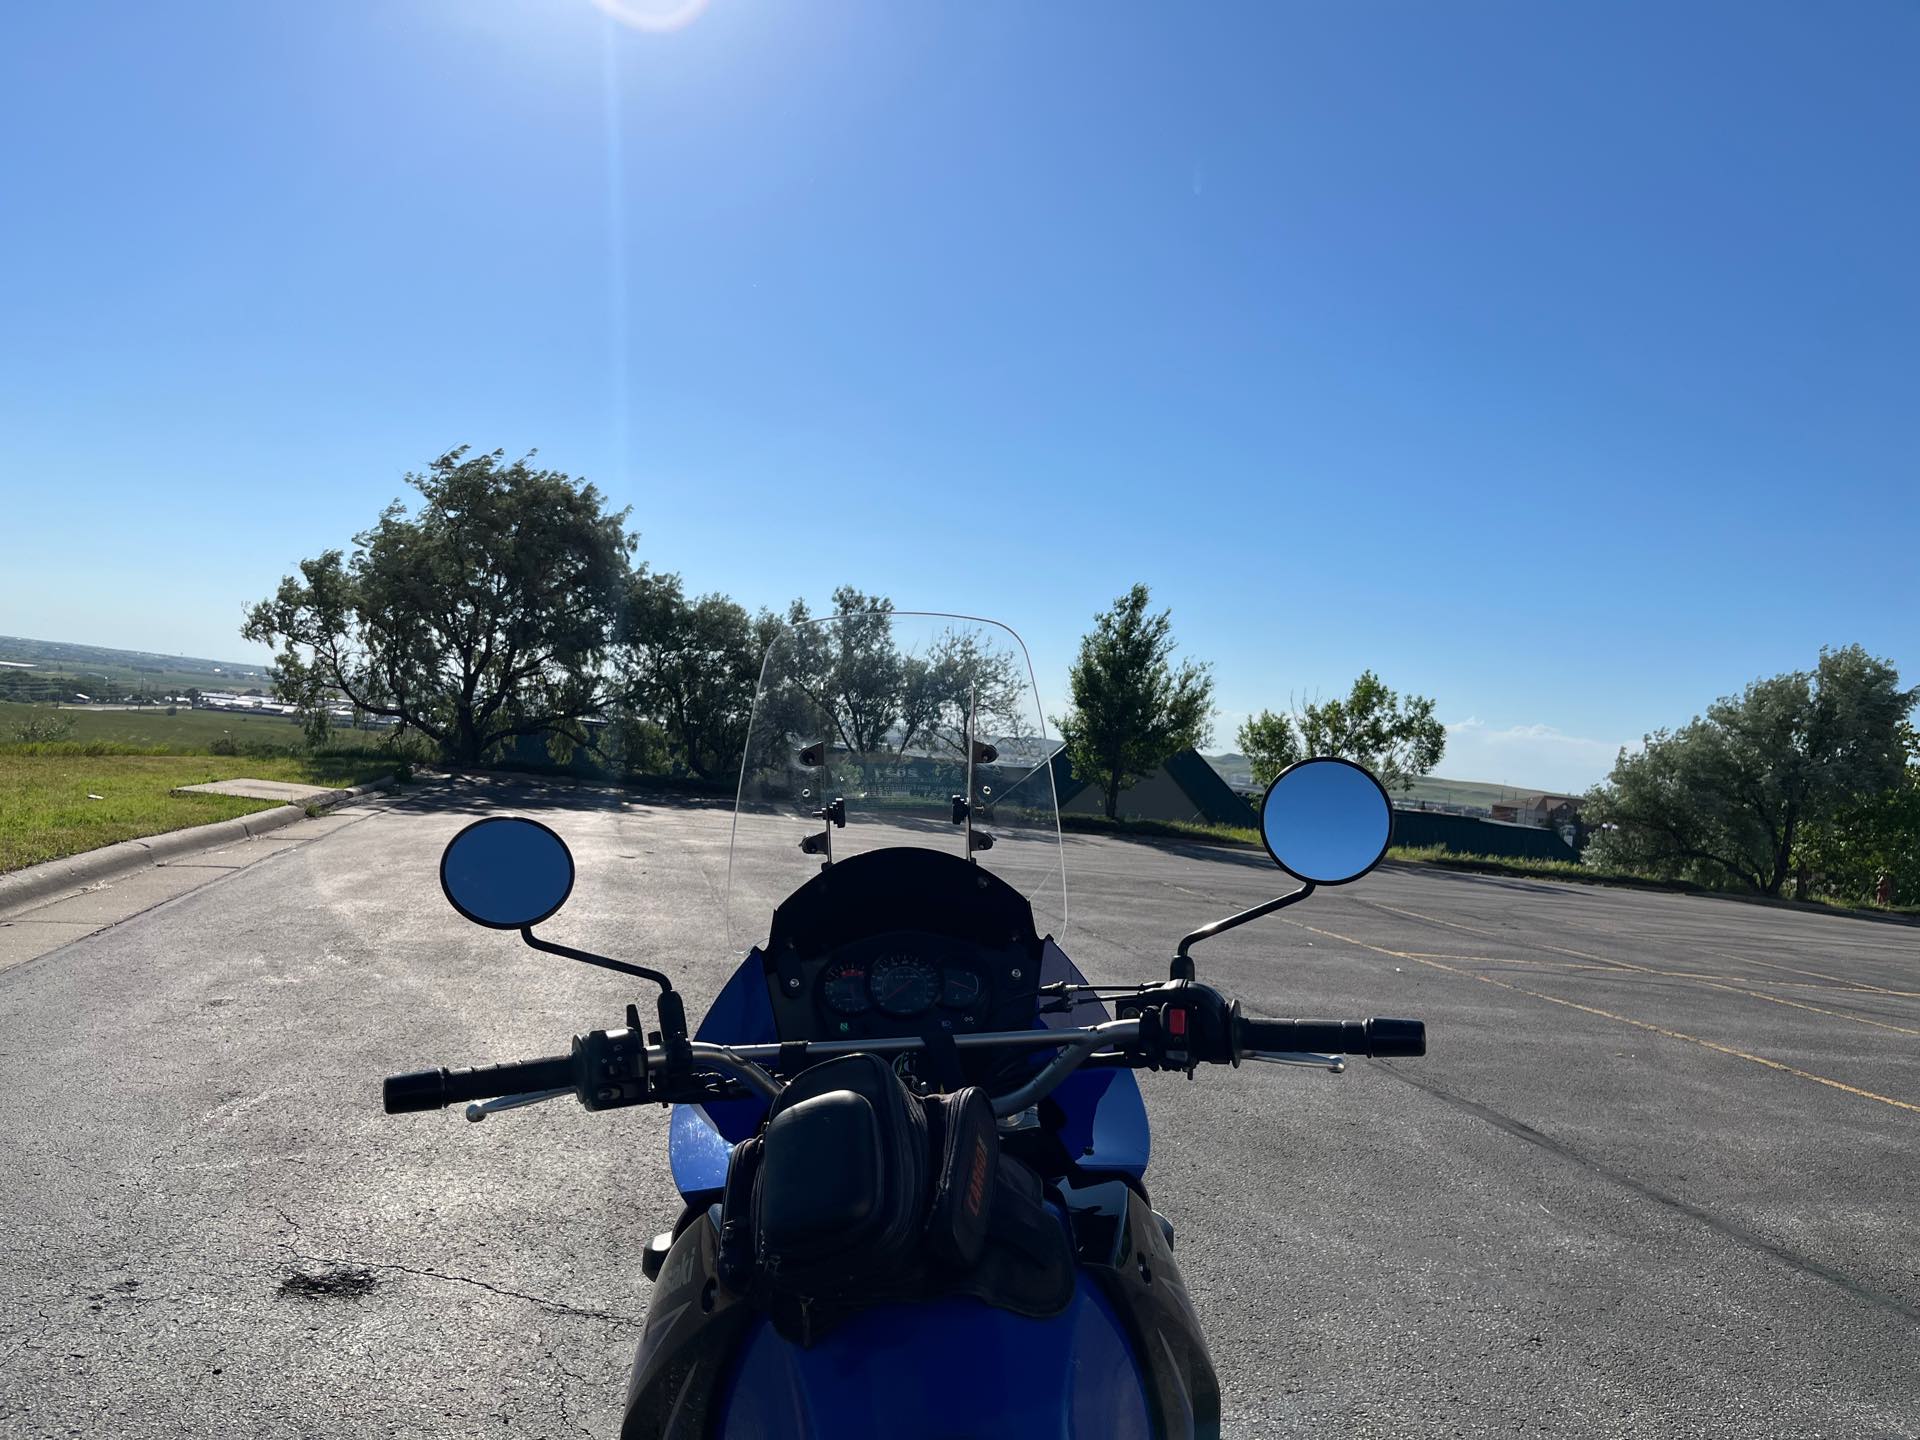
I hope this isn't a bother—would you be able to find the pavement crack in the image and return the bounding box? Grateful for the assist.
[278,1241,641,1327]
[1372,1060,1920,1329]
[545,1349,599,1440]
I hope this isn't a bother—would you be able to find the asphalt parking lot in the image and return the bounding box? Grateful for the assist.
[1,780,1915,1438]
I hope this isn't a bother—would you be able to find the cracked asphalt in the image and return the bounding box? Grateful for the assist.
[1,778,1916,1438]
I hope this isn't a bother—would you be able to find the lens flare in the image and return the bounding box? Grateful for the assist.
[589,0,710,32]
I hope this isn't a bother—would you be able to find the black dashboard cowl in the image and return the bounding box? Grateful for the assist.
[765,848,1041,962]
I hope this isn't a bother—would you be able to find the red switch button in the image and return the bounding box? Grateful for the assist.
[1167,1006,1187,1038]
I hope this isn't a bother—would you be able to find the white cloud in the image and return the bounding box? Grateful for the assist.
[1439,718,1633,794]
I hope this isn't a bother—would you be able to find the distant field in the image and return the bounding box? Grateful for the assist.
[0,635,269,693]
[0,701,388,755]
[1395,774,1568,809]
[0,753,394,873]
[1202,756,1574,812]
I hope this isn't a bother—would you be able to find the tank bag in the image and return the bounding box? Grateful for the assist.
[717,1052,1074,1344]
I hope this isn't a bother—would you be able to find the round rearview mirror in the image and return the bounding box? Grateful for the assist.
[1259,757,1393,886]
[439,816,575,930]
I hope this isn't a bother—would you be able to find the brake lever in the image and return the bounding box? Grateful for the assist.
[1244,1050,1347,1074]
[464,1087,574,1122]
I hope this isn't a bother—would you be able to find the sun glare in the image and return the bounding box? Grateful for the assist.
[588,0,711,33]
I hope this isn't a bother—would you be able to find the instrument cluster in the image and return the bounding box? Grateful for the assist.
[800,929,1029,1039]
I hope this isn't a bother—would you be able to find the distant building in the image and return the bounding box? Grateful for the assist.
[1489,792,1585,829]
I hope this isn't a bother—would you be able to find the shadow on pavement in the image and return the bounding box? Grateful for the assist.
[367,772,732,820]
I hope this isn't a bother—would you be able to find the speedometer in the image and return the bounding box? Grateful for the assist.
[869,953,940,1017]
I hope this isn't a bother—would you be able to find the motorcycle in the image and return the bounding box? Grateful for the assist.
[383,612,1425,1438]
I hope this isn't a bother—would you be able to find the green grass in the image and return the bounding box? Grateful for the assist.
[1059,812,1262,846]
[0,700,390,756]
[1059,813,1917,919]
[0,753,395,874]
[0,635,271,693]
[1381,843,1663,886]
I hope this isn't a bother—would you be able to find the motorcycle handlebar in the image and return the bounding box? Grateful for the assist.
[1236,1015,1426,1059]
[381,1010,1427,1117]
[383,1054,576,1113]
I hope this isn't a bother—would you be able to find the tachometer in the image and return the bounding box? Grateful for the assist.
[869,953,940,1017]
[820,959,872,1016]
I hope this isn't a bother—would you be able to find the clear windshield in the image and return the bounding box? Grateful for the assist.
[726,612,1066,949]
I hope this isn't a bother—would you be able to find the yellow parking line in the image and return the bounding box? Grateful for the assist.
[1406,952,1919,998]
[1285,919,1920,1116]
[1364,900,1647,972]
[1361,907,1920,1036]
[1708,949,1920,999]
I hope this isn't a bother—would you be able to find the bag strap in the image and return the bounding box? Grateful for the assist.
[715,1135,763,1297]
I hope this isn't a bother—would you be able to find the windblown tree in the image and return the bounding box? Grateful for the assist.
[1235,708,1303,787]
[1794,751,1920,906]
[243,448,635,764]
[622,571,778,781]
[1238,672,1445,791]
[1584,646,1914,897]
[1058,584,1214,819]
[775,589,1028,758]
[816,589,905,753]
[895,628,1028,758]
[1298,671,1445,792]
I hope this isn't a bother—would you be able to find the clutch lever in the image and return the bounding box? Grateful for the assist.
[465,1087,574,1122]
[1244,1050,1347,1074]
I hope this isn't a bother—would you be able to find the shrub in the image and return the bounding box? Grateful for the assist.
[9,713,75,744]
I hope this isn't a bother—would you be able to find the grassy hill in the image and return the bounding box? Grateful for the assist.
[1396,774,1579,810]
[1201,754,1573,812]
[0,701,390,756]
[0,698,397,873]
[0,635,270,693]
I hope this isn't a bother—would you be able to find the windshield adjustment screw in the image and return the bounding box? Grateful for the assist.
[1010,968,1022,979]
[786,978,800,991]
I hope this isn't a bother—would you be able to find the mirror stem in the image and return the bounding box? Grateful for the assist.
[1171,882,1316,979]
[519,927,674,993]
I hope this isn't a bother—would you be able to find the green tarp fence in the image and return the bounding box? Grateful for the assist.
[1390,808,1577,861]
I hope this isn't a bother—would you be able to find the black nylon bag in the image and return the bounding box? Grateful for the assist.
[920,1085,998,1270]
[750,1053,929,1294]
[714,1134,762,1297]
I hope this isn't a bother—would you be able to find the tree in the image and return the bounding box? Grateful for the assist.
[1057,584,1214,819]
[1584,646,1913,897]
[1296,671,1445,792]
[1237,708,1303,787]
[623,571,775,781]
[1794,756,1920,906]
[894,628,1028,759]
[771,590,1028,761]
[1237,674,1444,791]
[243,447,635,764]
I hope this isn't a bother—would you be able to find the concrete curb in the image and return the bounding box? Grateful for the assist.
[0,773,399,917]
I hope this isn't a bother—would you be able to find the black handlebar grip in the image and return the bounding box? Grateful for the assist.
[1361,1017,1426,1057]
[382,1054,577,1114]
[1239,1018,1366,1055]
[1236,1016,1426,1059]
[383,1069,453,1113]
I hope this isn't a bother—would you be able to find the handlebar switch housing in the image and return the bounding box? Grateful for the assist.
[1118,982,1237,1073]
[574,1028,650,1111]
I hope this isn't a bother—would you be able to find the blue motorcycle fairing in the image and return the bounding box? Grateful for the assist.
[667,939,1151,1199]
[713,1275,1157,1440]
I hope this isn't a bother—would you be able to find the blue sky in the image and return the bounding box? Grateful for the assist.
[3,0,1915,791]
